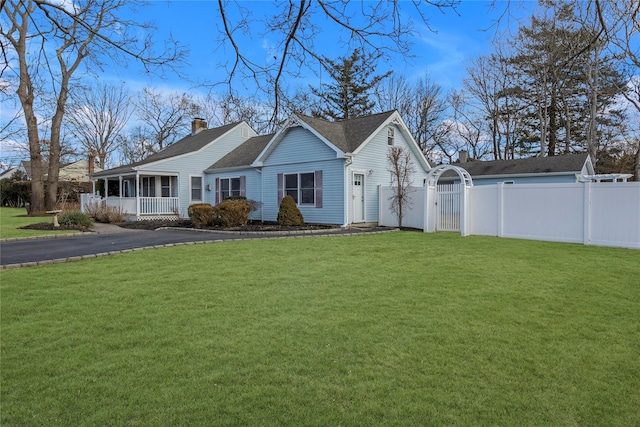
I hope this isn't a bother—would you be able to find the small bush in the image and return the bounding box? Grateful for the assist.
[188,203,220,228]
[218,199,252,227]
[84,201,125,223]
[277,195,304,226]
[59,211,94,228]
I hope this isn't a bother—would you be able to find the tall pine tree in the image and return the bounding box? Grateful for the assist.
[311,49,391,120]
[507,3,626,157]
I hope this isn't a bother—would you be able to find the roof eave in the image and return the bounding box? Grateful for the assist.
[205,165,253,174]
[441,171,580,181]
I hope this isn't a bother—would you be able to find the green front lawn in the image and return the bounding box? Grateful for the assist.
[0,207,78,239]
[1,233,638,425]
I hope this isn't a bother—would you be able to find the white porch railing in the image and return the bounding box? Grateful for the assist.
[140,197,179,214]
[82,195,179,216]
[105,197,136,214]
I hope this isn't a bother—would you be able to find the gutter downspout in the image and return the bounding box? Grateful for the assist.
[342,155,353,227]
[256,167,263,222]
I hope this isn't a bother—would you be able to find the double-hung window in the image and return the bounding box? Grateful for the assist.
[161,176,177,197]
[284,172,316,205]
[220,177,241,200]
[141,177,155,197]
[387,127,395,146]
[191,176,203,202]
[215,176,246,204]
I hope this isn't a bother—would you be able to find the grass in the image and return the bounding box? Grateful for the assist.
[1,232,639,426]
[0,207,79,239]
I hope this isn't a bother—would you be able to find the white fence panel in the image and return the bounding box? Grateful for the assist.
[501,184,585,243]
[378,186,424,229]
[464,182,640,249]
[467,185,498,236]
[589,183,640,248]
[80,194,102,213]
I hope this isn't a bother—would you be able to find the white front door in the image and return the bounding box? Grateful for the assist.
[353,173,365,222]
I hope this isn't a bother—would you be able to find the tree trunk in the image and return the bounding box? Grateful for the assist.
[548,96,557,156]
[634,141,640,182]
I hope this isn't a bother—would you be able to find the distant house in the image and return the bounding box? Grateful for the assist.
[439,153,595,185]
[19,159,101,182]
[0,166,25,180]
[91,111,431,225]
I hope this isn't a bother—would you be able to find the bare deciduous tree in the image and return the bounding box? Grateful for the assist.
[387,145,415,228]
[376,73,448,155]
[214,0,458,123]
[1,0,185,211]
[133,87,200,154]
[67,83,132,168]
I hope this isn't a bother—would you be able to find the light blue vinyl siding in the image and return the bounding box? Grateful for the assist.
[261,160,345,224]
[259,126,345,224]
[205,168,264,220]
[348,124,429,224]
[136,123,252,217]
[263,127,339,166]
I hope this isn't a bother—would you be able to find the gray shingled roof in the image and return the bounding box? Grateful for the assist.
[92,122,241,177]
[205,134,274,171]
[297,110,396,153]
[442,153,589,178]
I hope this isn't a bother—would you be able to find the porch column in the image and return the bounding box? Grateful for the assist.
[136,173,141,220]
[119,176,123,199]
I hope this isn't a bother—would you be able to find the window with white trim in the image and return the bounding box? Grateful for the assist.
[161,176,177,197]
[387,127,395,145]
[284,172,315,205]
[220,177,241,200]
[141,176,155,197]
[190,176,203,201]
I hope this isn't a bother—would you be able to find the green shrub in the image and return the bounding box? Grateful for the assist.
[0,179,29,207]
[218,199,251,227]
[187,203,220,228]
[59,211,94,228]
[277,195,304,226]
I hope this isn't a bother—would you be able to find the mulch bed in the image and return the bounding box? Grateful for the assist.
[19,223,91,232]
[116,220,336,232]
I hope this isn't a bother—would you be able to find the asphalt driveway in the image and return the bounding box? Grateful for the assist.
[1,225,391,269]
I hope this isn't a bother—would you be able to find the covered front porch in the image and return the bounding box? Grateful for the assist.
[86,172,180,220]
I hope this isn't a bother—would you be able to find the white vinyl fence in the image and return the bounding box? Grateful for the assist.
[380,182,640,249]
[466,182,640,249]
[379,186,424,229]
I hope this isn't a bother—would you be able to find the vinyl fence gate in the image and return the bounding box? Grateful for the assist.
[436,183,462,232]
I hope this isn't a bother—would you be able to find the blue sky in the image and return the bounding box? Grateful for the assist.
[2,0,538,166]
[109,0,534,96]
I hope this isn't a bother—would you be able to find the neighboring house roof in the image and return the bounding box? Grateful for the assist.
[58,159,102,181]
[205,134,275,173]
[21,160,98,181]
[0,166,21,180]
[21,160,48,180]
[93,122,242,178]
[442,153,593,180]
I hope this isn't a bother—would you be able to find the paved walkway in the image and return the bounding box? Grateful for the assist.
[1,224,394,270]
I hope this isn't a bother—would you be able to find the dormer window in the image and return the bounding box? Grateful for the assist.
[387,128,395,146]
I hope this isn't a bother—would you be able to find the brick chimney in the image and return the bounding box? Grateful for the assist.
[458,150,469,163]
[192,118,207,135]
